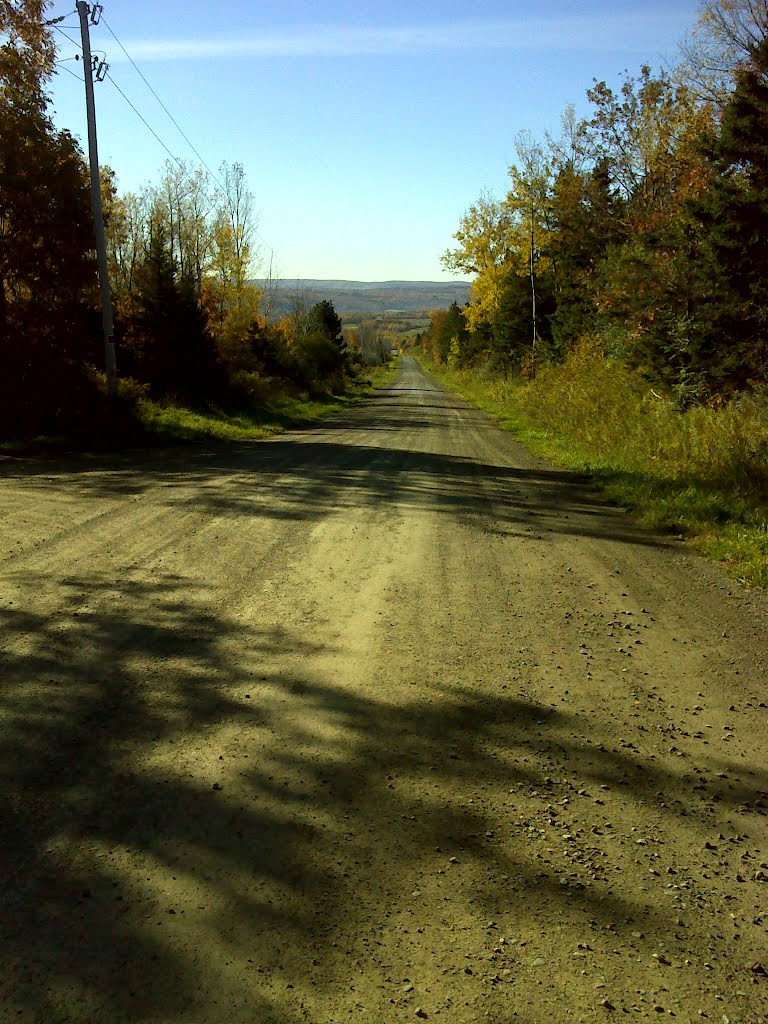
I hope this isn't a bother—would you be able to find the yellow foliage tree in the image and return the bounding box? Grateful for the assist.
[207,163,263,366]
[441,191,517,332]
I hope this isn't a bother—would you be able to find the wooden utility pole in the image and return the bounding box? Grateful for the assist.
[77,1,117,396]
[529,201,537,371]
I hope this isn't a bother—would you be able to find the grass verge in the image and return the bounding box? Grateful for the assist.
[137,392,351,444]
[139,362,398,444]
[419,353,768,589]
[1,362,399,455]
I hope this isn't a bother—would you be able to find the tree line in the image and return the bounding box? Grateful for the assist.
[0,1,354,440]
[425,0,768,409]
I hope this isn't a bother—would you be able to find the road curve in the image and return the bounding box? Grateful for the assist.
[1,356,766,1023]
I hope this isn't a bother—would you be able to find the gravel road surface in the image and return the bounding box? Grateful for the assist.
[1,356,767,1024]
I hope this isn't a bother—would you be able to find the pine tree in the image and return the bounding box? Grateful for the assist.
[307,300,347,364]
[691,38,768,393]
[125,228,223,403]
[291,299,349,390]
[548,160,620,352]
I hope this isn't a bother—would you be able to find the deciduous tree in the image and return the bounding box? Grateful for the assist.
[0,0,100,434]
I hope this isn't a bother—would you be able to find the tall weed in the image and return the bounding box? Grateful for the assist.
[515,348,768,496]
[424,348,768,586]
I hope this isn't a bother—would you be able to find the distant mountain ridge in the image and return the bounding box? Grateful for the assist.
[255,279,472,314]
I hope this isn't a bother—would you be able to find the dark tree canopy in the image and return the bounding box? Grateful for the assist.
[690,37,768,392]
[0,0,102,435]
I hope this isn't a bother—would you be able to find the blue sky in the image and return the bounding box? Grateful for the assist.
[47,1,701,281]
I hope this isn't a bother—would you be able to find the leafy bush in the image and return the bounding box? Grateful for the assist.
[514,344,768,496]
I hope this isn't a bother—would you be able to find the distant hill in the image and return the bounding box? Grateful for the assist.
[255,279,472,315]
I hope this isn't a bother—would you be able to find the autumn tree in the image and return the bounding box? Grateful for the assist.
[443,143,558,370]
[0,0,101,435]
[107,187,153,311]
[206,162,263,364]
[425,302,467,365]
[153,161,214,295]
[246,317,292,380]
[679,0,768,105]
[442,191,515,336]
[582,67,716,394]
[505,132,559,364]
[546,160,617,351]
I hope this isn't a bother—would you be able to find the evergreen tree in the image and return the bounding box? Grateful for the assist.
[548,160,620,352]
[292,299,349,389]
[124,228,224,403]
[490,270,556,370]
[691,37,768,393]
[307,300,347,364]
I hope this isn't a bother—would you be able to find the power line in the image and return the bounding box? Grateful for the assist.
[104,73,282,277]
[52,22,103,57]
[52,8,282,273]
[52,23,80,46]
[55,61,83,82]
[105,72,185,170]
[100,14,225,192]
[96,13,281,267]
[52,23,184,168]
[44,8,77,26]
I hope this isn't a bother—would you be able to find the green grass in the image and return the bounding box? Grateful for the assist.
[136,361,400,444]
[420,354,768,589]
[137,393,346,443]
[0,362,400,455]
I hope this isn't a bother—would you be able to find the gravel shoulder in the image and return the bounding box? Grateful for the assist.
[1,357,766,1024]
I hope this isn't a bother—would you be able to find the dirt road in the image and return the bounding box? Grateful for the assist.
[1,356,766,1024]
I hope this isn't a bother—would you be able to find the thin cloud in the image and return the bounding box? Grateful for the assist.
[114,14,690,62]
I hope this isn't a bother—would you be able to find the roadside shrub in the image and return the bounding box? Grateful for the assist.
[514,344,768,496]
[227,369,276,405]
[421,349,768,584]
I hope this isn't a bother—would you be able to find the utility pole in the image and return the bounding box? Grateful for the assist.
[529,201,537,374]
[77,1,117,397]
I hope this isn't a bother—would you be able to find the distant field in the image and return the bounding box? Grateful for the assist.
[342,312,431,331]
[341,311,431,355]
[254,279,471,314]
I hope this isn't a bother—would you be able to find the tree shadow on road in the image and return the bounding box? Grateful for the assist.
[0,435,673,554]
[1,571,764,1022]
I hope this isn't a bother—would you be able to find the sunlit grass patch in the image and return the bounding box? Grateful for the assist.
[700,521,768,589]
[135,361,400,445]
[136,394,343,443]
[362,359,401,391]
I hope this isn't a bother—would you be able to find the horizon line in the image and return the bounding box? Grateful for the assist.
[252,278,472,284]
